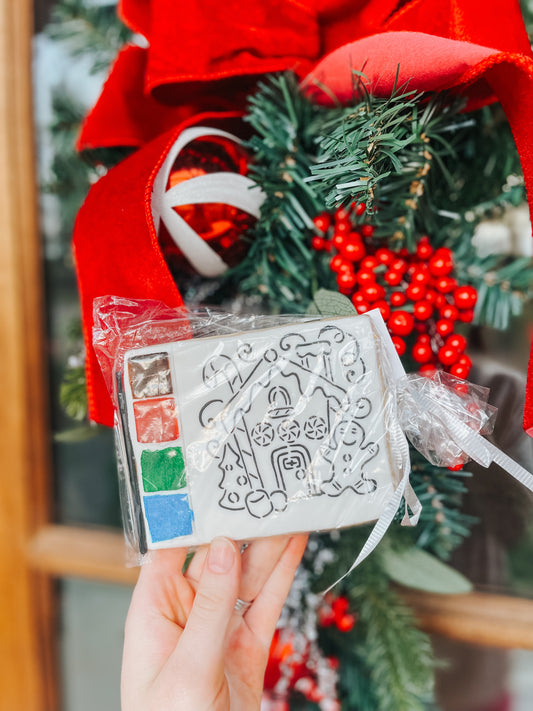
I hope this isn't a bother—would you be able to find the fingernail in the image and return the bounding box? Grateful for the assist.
[207,537,235,574]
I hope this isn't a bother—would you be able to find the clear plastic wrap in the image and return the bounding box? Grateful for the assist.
[93,296,410,562]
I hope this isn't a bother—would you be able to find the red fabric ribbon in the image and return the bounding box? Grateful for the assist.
[74,0,533,430]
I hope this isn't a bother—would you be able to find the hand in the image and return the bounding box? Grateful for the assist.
[121,534,308,711]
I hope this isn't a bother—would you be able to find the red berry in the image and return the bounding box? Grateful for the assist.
[337,613,356,632]
[332,233,345,250]
[413,300,433,320]
[313,213,330,233]
[330,255,348,272]
[447,462,465,471]
[319,609,336,627]
[374,300,391,321]
[355,302,370,314]
[417,334,431,345]
[341,240,366,262]
[445,334,467,352]
[391,258,407,273]
[428,248,454,277]
[355,202,366,216]
[435,277,458,294]
[453,285,478,310]
[438,345,460,366]
[410,269,431,285]
[352,291,366,305]
[388,311,414,336]
[434,293,447,309]
[375,248,394,265]
[337,270,357,292]
[439,304,459,321]
[361,224,375,238]
[311,236,326,251]
[449,363,471,379]
[356,269,376,286]
[406,283,427,301]
[335,218,351,234]
[458,308,474,323]
[416,236,433,260]
[361,283,386,303]
[361,256,379,270]
[457,354,472,368]
[384,270,403,286]
[391,335,407,356]
[436,319,454,338]
[335,206,350,221]
[419,364,437,376]
[390,292,406,307]
[412,343,433,363]
[332,597,350,616]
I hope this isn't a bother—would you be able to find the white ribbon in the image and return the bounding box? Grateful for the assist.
[151,126,266,277]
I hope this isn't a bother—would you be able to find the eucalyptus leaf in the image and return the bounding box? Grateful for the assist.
[381,546,473,594]
[307,289,356,317]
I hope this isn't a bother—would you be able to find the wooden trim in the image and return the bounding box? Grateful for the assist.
[0,2,58,710]
[401,589,533,650]
[28,524,139,586]
[29,524,533,651]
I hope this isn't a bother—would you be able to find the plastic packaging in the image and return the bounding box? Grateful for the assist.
[93,296,410,561]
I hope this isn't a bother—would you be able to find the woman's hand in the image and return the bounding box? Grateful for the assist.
[121,535,308,711]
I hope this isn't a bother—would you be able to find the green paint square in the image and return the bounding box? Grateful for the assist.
[141,447,186,492]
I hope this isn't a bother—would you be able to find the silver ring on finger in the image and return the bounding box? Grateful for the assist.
[234,597,253,615]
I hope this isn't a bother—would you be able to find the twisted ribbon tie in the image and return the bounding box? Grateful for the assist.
[151,126,266,277]
[325,369,533,592]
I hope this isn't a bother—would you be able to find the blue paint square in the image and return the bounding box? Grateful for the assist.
[144,493,194,542]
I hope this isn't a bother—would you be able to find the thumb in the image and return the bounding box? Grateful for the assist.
[177,537,240,673]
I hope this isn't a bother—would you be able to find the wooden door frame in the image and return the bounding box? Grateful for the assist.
[2,3,533,710]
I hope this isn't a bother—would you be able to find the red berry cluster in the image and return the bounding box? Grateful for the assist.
[312,206,477,378]
[318,594,357,632]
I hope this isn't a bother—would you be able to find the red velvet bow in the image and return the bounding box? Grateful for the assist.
[73,0,533,430]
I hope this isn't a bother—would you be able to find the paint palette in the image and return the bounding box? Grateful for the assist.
[116,313,408,551]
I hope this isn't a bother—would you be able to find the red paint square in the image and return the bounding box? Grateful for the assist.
[133,398,179,443]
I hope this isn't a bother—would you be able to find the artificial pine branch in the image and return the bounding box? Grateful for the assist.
[46,0,131,75]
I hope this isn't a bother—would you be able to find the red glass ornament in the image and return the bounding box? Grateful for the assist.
[413,300,433,320]
[445,334,467,352]
[435,276,458,294]
[416,236,433,260]
[390,291,406,307]
[439,304,459,321]
[428,248,454,277]
[391,335,406,356]
[453,285,478,310]
[406,283,427,301]
[361,224,375,238]
[412,342,433,363]
[356,269,376,286]
[311,236,326,251]
[435,319,454,338]
[374,299,391,321]
[361,256,379,270]
[313,213,331,233]
[384,269,403,286]
[375,248,394,265]
[337,270,357,292]
[361,283,385,302]
[388,311,414,336]
[438,345,460,366]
